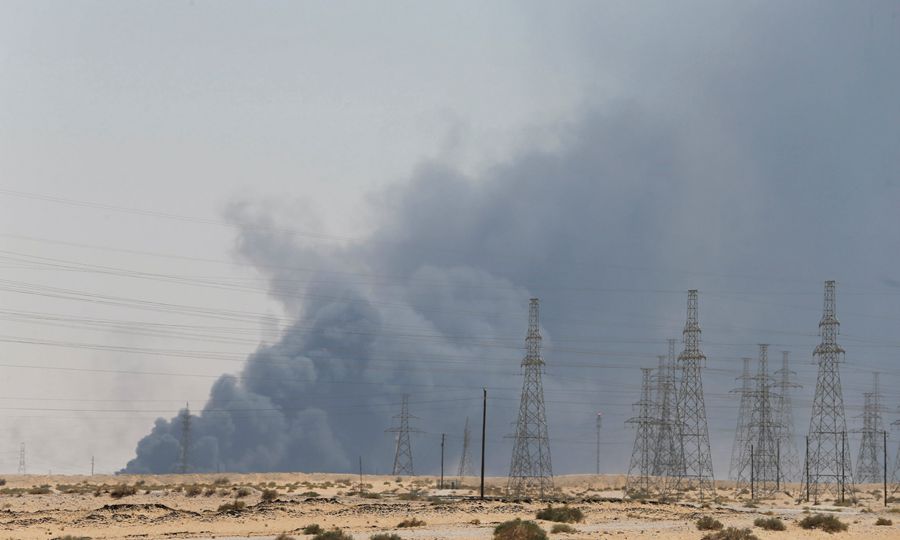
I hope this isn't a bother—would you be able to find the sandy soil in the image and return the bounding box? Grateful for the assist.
[0,473,896,539]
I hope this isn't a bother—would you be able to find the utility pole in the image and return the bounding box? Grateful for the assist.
[17,443,25,475]
[480,388,486,500]
[884,431,888,508]
[596,412,603,475]
[91,455,94,477]
[507,298,553,499]
[673,290,715,500]
[440,433,445,489]
[387,394,420,476]
[805,281,854,503]
[358,456,364,495]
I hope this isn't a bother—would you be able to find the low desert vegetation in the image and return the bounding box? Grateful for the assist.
[235,486,252,498]
[302,524,324,535]
[536,505,584,523]
[753,517,786,531]
[397,518,426,527]
[696,516,724,531]
[370,535,401,540]
[184,484,202,497]
[261,488,278,502]
[798,514,848,533]
[311,530,354,540]
[875,517,892,526]
[52,536,92,540]
[550,523,576,533]
[27,485,52,495]
[212,477,230,485]
[216,500,246,513]
[494,519,548,540]
[700,528,759,540]
[109,484,136,499]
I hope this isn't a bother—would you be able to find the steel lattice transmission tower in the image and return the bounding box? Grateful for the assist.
[729,357,754,486]
[651,347,680,482]
[626,368,658,496]
[673,290,715,499]
[457,417,472,480]
[891,417,900,495]
[179,403,191,474]
[507,298,553,499]
[855,373,884,483]
[387,394,420,476]
[805,280,854,502]
[748,344,780,497]
[774,351,801,483]
[17,442,26,475]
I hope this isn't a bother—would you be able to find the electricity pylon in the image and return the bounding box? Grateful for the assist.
[179,403,191,474]
[507,298,553,499]
[855,373,884,484]
[748,344,780,497]
[626,368,658,496]
[387,394,420,476]
[673,290,715,499]
[804,280,854,503]
[729,357,754,486]
[17,443,25,474]
[651,348,680,484]
[774,351,801,483]
[457,417,472,480]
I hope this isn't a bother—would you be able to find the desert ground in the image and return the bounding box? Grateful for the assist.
[0,473,897,540]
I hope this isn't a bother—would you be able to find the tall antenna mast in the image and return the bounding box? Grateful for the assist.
[805,280,854,502]
[387,394,419,476]
[595,412,603,475]
[507,298,553,499]
[673,290,715,499]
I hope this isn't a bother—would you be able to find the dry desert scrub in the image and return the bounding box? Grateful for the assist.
[494,519,548,540]
[696,516,724,531]
[798,514,848,532]
[536,505,584,523]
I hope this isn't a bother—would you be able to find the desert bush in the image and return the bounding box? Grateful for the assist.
[536,505,584,523]
[203,487,216,497]
[360,492,381,499]
[235,486,252,498]
[300,491,320,498]
[275,534,296,540]
[216,500,246,513]
[550,523,576,533]
[184,484,202,497]
[261,488,278,502]
[700,528,758,540]
[875,517,892,526]
[312,530,353,540]
[52,536,92,540]
[213,477,230,485]
[753,517,786,531]
[696,516,724,531]
[798,514,848,532]
[303,524,324,535]
[494,519,547,540]
[370,535,401,540]
[28,485,52,495]
[109,484,136,499]
[397,518,426,527]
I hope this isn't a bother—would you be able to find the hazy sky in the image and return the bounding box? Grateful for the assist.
[1,1,899,477]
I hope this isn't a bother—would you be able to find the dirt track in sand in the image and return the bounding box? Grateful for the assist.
[0,473,897,539]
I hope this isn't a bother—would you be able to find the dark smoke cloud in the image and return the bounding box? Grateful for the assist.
[124,3,900,475]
